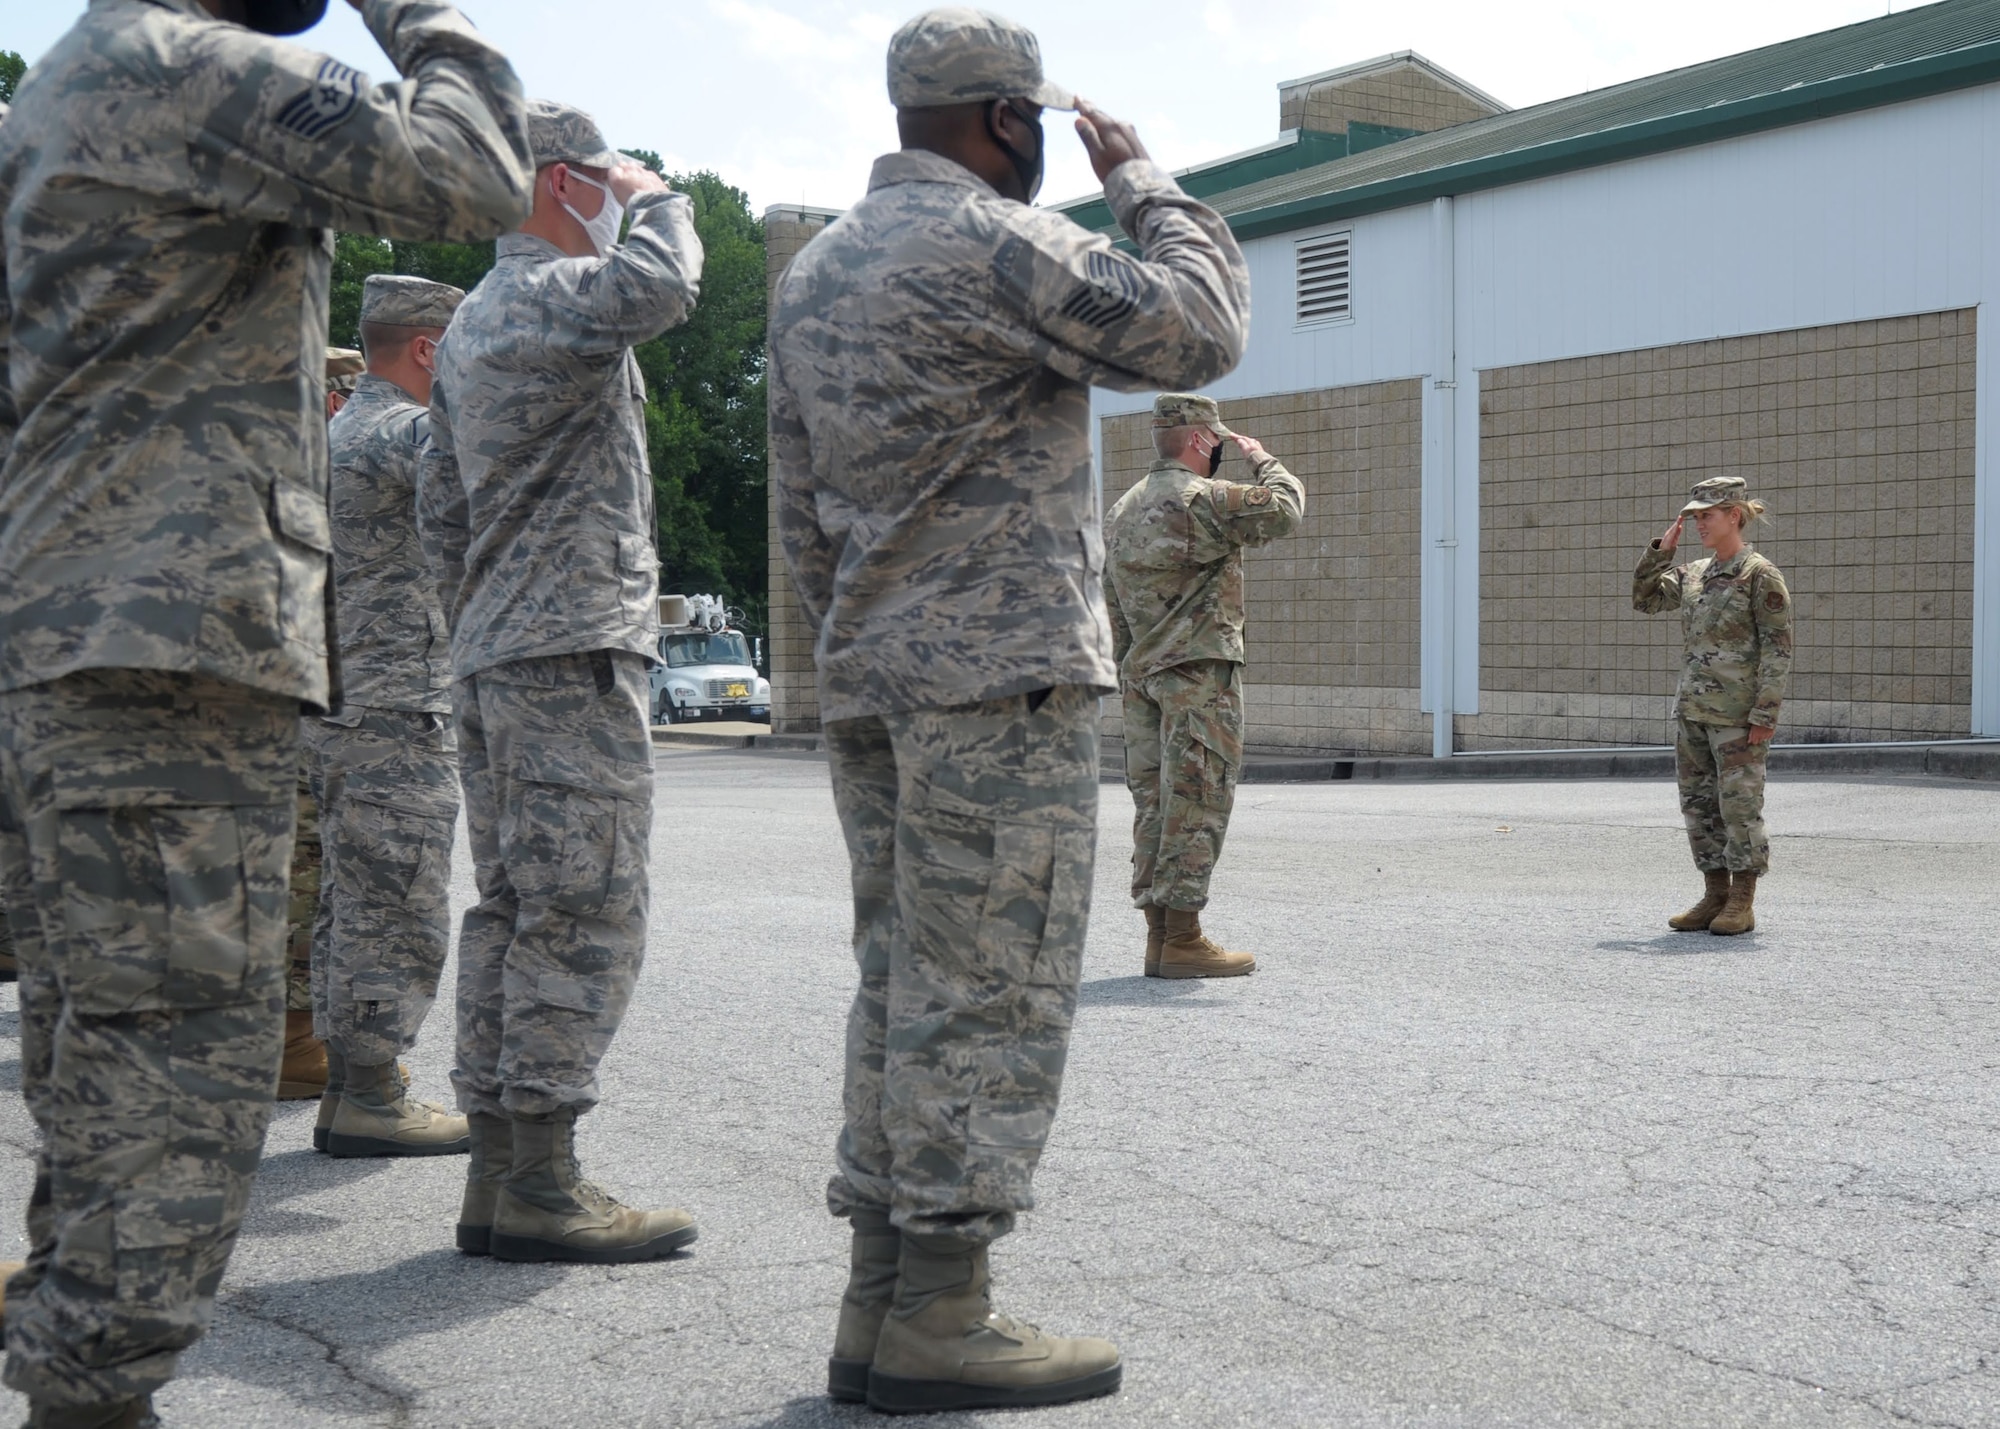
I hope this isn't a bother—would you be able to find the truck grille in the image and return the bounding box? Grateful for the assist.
[704,680,753,700]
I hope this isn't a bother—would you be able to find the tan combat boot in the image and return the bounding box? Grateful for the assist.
[868,1235,1121,1413]
[277,1010,327,1100]
[1142,906,1165,978]
[1157,909,1255,979]
[1668,869,1731,932]
[0,1258,22,1321]
[1709,872,1758,936]
[313,1044,345,1153]
[828,1207,900,1402]
[324,1061,469,1158]
[489,1110,697,1264]
[456,1112,512,1256]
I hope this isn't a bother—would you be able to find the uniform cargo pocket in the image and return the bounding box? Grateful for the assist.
[330,802,444,903]
[56,806,257,1016]
[505,740,650,921]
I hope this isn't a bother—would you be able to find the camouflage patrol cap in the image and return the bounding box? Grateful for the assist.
[324,347,365,396]
[359,274,465,330]
[526,98,619,170]
[1151,393,1233,436]
[887,7,1076,111]
[1682,475,1751,512]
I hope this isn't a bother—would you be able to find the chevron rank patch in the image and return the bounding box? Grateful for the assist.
[1057,251,1142,330]
[277,59,362,141]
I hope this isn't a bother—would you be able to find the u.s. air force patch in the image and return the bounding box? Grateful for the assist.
[1058,251,1141,330]
[277,59,362,141]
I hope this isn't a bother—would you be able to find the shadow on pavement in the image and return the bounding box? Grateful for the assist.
[1593,933,1762,956]
[741,1394,874,1428]
[1079,975,1228,1007]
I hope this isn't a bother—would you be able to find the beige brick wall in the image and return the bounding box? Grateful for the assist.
[1281,62,1499,137]
[1100,380,1428,755]
[764,209,834,734]
[1473,309,1977,748]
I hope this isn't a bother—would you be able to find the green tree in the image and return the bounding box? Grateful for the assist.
[0,50,26,105]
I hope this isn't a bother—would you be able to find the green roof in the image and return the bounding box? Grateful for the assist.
[1067,0,2000,243]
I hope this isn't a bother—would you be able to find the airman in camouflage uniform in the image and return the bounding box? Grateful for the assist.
[306,275,469,1159]
[418,100,702,1264]
[0,1,530,1418]
[1105,394,1303,979]
[1634,475,1794,936]
[771,8,1249,1413]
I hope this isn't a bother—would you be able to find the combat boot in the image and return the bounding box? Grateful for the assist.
[1142,906,1165,978]
[488,1110,697,1264]
[0,1258,22,1321]
[324,1061,469,1158]
[868,1235,1121,1413]
[277,1010,327,1100]
[313,1044,346,1153]
[24,1398,156,1428]
[1668,869,1731,932]
[1157,909,1255,979]
[456,1112,512,1256]
[828,1207,900,1402]
[1709,872,1758,936]
[0,948,16,983]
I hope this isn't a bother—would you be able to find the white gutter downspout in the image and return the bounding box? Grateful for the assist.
[1425,195,1460,759]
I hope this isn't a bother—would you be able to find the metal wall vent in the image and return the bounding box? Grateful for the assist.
[1295,230,1352,326]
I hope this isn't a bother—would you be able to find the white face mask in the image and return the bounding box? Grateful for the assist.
[557,169,624,256]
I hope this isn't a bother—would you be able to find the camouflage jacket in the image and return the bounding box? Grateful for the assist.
[1104,454,1304,681]
[418,193,702,678]
[0,0,531,709]
[770,152,1249,723]
[1633,541,1794,727]
[325,375,451,712]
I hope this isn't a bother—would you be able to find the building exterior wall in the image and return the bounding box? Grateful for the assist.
[1094,81,2000,745]
[1101,380,1427,754]
[1280,61,1500,137]
[763,207,834,734]
[1473,311,1977,748]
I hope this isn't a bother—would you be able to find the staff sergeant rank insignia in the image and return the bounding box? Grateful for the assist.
[1058,250,1143,330]
[277,59,363,140]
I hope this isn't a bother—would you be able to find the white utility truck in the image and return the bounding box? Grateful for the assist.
[648,594,770,725]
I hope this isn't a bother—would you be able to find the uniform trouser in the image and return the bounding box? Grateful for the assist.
[0,670,292,1407]
[1122,660,1244,911]
[301,709,460,1067]
[822,686,1100,1246]
[451,651,652,1120]
[284,767,319,1012]
[1676,716,1771,875]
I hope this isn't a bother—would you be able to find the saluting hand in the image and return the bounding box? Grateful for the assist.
[608,160,671,206]
[1658,514,1685,551]
[1229,433,1269,466]
[1075,101,1150,184]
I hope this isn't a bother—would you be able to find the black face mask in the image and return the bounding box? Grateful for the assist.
[241,0,328,35]
[1207,437,1225,476]
[989,99,1045,204]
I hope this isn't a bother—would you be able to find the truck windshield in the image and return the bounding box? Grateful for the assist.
[660,632,751,668]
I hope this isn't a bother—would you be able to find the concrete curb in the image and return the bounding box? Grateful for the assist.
[651,725,821,753]
[1219,742,2000,783]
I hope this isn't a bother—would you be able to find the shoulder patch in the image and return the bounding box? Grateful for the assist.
[1764,588,1788,613]
[1245,487,1273,507]
[276,59,362,141]
[1057,251,1142,330]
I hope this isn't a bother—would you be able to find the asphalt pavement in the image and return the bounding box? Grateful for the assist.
[0,752,1995,1428]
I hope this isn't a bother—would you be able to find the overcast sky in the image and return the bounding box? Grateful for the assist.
[7,1,1916,213]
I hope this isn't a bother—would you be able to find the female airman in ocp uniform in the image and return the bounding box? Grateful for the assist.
[1633,476,1794,935]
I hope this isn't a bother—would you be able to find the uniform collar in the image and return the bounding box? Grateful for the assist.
[1146,457,1201,477]
[1706,545,1753,577]
[351,372,420,407]
[867,150,1000,199]
[497,231,568,262]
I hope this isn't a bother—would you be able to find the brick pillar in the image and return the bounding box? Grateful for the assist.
[764,205,841,735]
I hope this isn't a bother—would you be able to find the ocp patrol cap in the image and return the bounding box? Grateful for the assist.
[359,274,464,329]
[1151,392,1233,436]
[887,7,1076,111]
[526,99,620,170]
[1682,475,1751,512]
[324,347,364,395]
